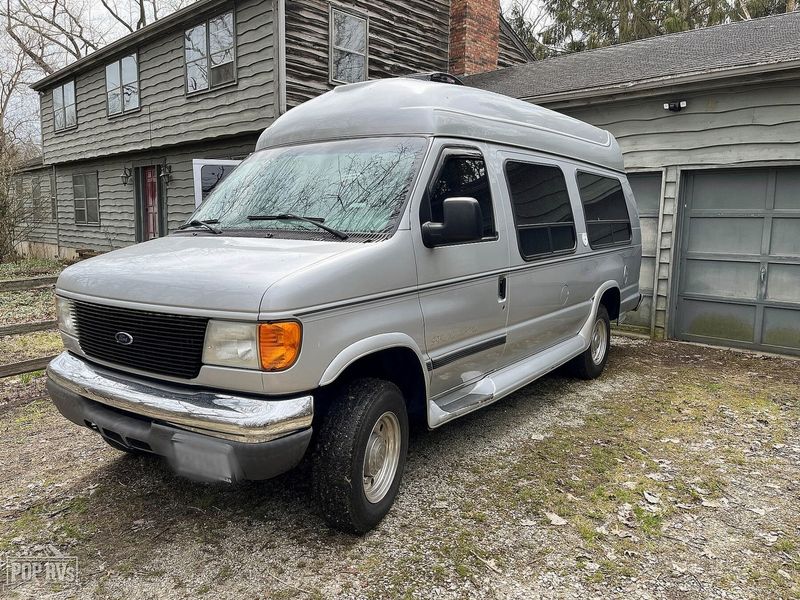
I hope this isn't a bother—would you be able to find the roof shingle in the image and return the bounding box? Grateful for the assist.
[465,12,800,100]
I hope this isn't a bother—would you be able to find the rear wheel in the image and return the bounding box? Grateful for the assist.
[312,378,408,534]
[570,305,611,379]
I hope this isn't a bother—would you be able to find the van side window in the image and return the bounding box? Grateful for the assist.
[577,172,632,248]
[505,161,575,259]
[425,153,495,238]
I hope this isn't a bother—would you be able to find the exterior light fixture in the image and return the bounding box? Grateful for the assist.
[161,164,172,185]
[664,100,687,112]
[120,167,132,185]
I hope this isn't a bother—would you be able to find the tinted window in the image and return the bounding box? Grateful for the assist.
[577,172,632,248]
[201,164,238,201]
[505,161,575,259]
[426,153,495,238]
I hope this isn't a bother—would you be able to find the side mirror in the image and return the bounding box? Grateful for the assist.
[422,197,483,248]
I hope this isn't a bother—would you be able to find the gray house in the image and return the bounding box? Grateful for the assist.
[467,13,800,356]
[20,0,530,257]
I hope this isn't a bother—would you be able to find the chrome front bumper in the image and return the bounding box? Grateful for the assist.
[46,352,314,443]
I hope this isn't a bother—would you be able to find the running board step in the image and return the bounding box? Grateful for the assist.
[427,334,588,428]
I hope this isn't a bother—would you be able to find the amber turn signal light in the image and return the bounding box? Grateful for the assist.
[258,321,302,371]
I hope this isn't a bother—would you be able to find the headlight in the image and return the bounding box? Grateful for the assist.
[202,320,302,372]
[203,321,260,369]
[55,297,77,336]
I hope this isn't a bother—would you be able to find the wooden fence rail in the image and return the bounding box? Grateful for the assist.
[0,276,58,292]
[0,320,58,337]
[0,355,57,378]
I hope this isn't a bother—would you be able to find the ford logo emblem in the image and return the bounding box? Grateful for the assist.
[115,332,134,346]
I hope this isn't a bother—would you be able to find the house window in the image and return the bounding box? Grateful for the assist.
[73,173,100,225]
[330,7,368,84]
[31,177,46,221]
[53,81,76,131]
[505,161,576,259]
[106,54,139,115]
[577,172,632,249]
[185,12,235,93]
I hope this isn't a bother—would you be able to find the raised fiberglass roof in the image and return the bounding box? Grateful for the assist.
[256,78,624,172]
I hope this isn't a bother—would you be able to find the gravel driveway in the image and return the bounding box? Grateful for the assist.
[1,336,798,599]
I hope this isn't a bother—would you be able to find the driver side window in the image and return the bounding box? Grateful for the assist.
[423,151,496,238]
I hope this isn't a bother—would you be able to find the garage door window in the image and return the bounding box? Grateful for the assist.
[505,161,575,260]
[577,172,631,249]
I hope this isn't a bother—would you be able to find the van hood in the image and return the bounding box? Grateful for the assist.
[56,235,355,316]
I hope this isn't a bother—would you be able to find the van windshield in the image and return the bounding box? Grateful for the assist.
[190,137,428,239]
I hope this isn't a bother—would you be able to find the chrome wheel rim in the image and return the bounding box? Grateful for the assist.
[362,411,401,504]
[591,318,608,365]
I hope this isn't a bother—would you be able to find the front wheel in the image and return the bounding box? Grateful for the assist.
[569,305,611,379]
[312,378,409,534]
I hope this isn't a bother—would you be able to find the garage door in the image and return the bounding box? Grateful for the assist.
[675,168,800,355]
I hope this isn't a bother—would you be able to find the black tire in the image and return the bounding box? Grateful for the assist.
[102,436,145,455]
[570,305,611,380]
[312,378,409,534]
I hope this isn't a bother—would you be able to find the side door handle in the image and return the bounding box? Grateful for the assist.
[498,275,507,301]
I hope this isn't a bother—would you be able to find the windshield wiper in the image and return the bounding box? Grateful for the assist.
[246,213,349,240]
[178,219,222,234]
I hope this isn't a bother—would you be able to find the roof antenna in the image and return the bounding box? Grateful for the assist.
[403,72,464,85]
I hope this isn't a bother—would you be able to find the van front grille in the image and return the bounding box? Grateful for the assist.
[73,301,208,379]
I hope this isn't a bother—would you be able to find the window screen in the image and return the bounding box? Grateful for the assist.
[73,173,100,225]
[330,8,368,83]
[425,153,495,239]
[185,12,235,93]
[506,161,575,259]
[577,172,631,248]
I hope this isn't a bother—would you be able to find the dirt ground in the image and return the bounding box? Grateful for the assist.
[0,336,798,599]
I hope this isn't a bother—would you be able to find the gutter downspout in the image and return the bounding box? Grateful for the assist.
[275,0,287,116]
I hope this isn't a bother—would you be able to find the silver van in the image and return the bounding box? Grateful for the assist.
[47,76,642,533]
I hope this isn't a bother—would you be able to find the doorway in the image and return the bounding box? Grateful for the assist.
[135,165,166,242]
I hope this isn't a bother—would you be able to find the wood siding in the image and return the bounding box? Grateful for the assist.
[40,0,275,165]
[284,0,450,107]
[559,79,800,338]
[53,136,257,252]
[498,21,531,69]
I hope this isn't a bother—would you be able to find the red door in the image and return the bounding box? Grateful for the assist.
[144,166,160,240]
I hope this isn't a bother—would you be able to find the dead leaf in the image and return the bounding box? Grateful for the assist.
[543,511,568,526]
[748,507,766,516]
[701,498,728,508]
[643,491,661,504]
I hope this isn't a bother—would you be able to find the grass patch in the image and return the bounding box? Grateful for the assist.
[0,330,63,362]
[0,258,66,281]
[0,288,56,325]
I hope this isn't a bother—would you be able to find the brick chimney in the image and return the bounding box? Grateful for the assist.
[449,0,500,76]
